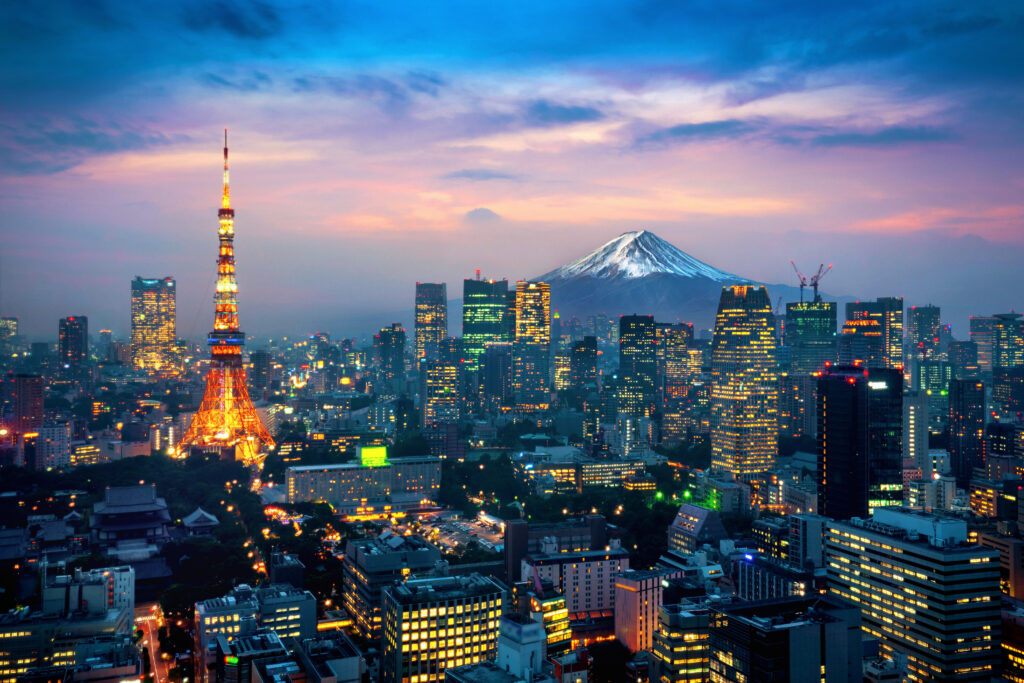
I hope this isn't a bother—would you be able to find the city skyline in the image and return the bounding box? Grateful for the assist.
[3,1,1024,339]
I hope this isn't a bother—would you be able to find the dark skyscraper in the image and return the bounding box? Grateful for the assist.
[949,340,979,379]
[913,360,952,432]
[414,282,447,367]
[784,300,837,373]
[4,373,44,434]
[249,349,272,393]
[710,286,778,480]
[374,323,406,395]
[948,379,986,486]
[58,316,88,370]
[845,297,903,370]
[907,304,941,362]
[838,318,883,368]
[618,315,656,419]
[481,341,513,408]
[569,336,598,395]
[817,366,902,520]
[462,276,509,375]
[970,316,996,375]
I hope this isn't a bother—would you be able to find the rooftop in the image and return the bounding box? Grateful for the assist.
[385,574,504,605]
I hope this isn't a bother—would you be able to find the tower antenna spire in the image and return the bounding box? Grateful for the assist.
[222,128,230,209]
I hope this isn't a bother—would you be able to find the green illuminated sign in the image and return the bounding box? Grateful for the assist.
[360,445,389,467]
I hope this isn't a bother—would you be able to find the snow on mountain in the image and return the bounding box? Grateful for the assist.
[538,230,740,282]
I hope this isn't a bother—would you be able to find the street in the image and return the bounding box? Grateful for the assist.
[135,603,171,683]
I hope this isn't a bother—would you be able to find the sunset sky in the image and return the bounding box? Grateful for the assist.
[3,1,1023,340]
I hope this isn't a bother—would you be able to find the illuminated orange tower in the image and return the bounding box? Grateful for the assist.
[180,130,275,465]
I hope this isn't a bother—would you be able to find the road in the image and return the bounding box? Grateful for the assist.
[135,603,170,683]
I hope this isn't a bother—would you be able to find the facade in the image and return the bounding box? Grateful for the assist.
[907,304,941,361]
[845,297,904,370]
[948,378,986,486]
[256,584,317,640]
[569,336,599,396]
[614,569,682,653]
[522,546,629,615]
[708,596,862,683]
[194,586,261,683]
[709,286,778,479]
[651,601,712,683]
[421,359,461,426]
[619,315,657,419]
[415,283,448,367]
[658,324,694,400]
[481,342,514,407]
[463,277,510,374]
[513,281,551,412]
[286,453,441,518]
[58,315,88,370]
[381,574,506,683]
[342,532,443,641]
[816,366,903,520]
[784,300,837,373]
[5,373,43,435]
[825,509,1001,681]
[666,504,727,555]
[376,324,407,395]
[838,318,884,367]
[970,315,997,374]
[130,276,176,373]
[902,391,929,473]
[42,566,135,618]
[993,312,1024,370]
[503,515,609,584]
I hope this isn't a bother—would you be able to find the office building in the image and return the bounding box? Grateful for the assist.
[708,596,861,683]
[481,341,514,407]
[614,569,682,653]
[709,286,779,479]
[522,544,629,614]
[250,349,272,393]
[42,566,135,618]
[787,513,826,570]
[907,304,941,361]
[657,323,693,400]
[463,277,510,374]
[0,317,17,356]
[511,281,551,411]
[380,574,506,683]
[825,509,1001,681]
[913,360,953,431]
[58,315,88,370]
[213,629,289,683]
[375,324,407,395]
[971,315,997,374]
[286,451,441,518]
[949,340,980,379]
[4,373,43,435]
[651,600,717,683]
[994,366,1024,418]
[342,532,443,641]
[666,504,727,555]
[838,317,884,367]
[254,583,317,640]
[784,300,837,373]
[130,276,176,373]
[948,379,986,486]
[778,372,815,439]
[194,585,261,682]
[415,283,448,367]
[993,312,1024,369]
[569,336,599,396]
[816,366,903,520]
[503,515,609,584]
[421,359,461,426]
[845,297,903,369]
[619,315,657,419]
[733,554,816,601]
[902,391,930,473]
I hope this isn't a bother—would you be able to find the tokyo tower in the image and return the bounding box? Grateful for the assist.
[179,130,275,466]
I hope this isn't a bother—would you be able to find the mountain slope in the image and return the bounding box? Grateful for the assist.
[535,230,795,327]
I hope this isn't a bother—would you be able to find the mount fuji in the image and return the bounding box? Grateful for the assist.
[535,230,803,327]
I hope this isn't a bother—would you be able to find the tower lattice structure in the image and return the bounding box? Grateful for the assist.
[179,130,275,466]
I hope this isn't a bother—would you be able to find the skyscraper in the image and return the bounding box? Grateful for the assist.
[913,360,952,431]
[949,340,979,379]
[948,379,986,486]
[374,323,406,395]
[0,317,17,356]
[993,312,1024,369]
[817,366,903,520]
[619,315,656,419]
[569,336,598,397]
[512,281,551,411]
[907,304,941,362]
[178,131,275,465]
[4,373,43,434]
[837,318,883,367]
[421,358,460,426]
[130,276,176,374]
[58,316,88,370]
[657,322,694,400]
[970,315,996,374]
[845,297,903,369]
[902,391,929,473]
[462,276,509,375]
[710,286,778,480]
[784,300,837,373]
[414,282,447,367]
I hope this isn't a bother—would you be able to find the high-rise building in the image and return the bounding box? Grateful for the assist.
[902,391,929,473]
[838,318,884,367]
[178,132,275,466]
[907,305,941,361]
[512,281,551,411]
[0,317,17,356]
[817,366,902,520]
[948,379,986,486]
[784,301,837,373]
[619,315,656,419]
[522,544,629,614]
[993,366,1024,419]
[709,286,778,479]
[993,312,1024,370]
[913,360,952,431]
[825,509,1000,681]
[614,569,681,653]
[415,283,448,367]
[58,315,88,370]
[375,323,407,395]
[845,297,903,369]
[658,323,694,400]
[421,359,460,426]
[778,372,815,440]
[708,596,862,683]
[651,601,712,683]
[130,276,176,373]
[4,373,43,434]
[380,574,505,683]
[462,276,510,374]
[249,349,272,393]
[949,340,979,379]
[569,336,598,396]
[970,316,997,374]
[481,342,513,408]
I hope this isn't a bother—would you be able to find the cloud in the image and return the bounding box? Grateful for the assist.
[200,70,271,91]
[524,100,605,127]
[442,169,520,181]
[636,119,753,146]
[810,125,956,148]
[464,208,502,223]
[180,0,283,39]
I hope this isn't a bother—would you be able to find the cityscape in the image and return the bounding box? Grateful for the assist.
[3,2,1024,683]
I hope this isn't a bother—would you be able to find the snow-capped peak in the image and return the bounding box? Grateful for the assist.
[540,230,738,282]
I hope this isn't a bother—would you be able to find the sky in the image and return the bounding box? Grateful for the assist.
[2,0,1023,340]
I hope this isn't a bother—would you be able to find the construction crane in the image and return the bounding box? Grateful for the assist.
[790,261,834,303]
